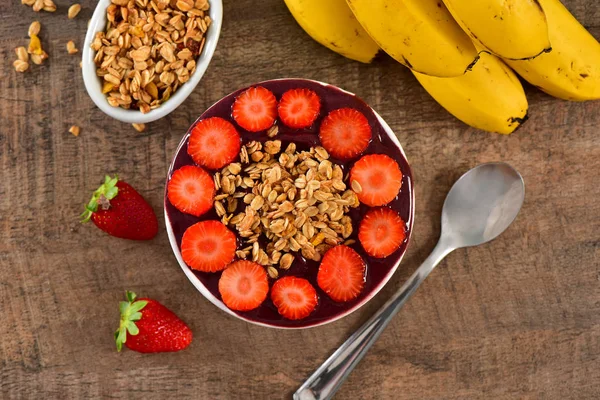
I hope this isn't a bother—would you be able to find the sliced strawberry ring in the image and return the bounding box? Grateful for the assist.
[277,88,321,129]
[271,276,318,320]
[188,117,241,170]
[358,207,406,258]
[317,245,366,303]
[349,154,403,207]
[232,86,277,132]
[218,260,269,311]
[319,108,372,159]
[167,165,215,217]
[181,220,237,273]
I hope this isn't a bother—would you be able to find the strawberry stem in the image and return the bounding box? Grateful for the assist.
[115,290,148,352]
[80,175,119,223]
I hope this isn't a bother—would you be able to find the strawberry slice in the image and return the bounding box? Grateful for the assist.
[271,276,318,320]
[317,245,366,302]
[218,260,269,311]
[167,165,215,217]
[358,208,406,258]
[319,108,372,159]
[349,154,403,207]
[232,86,277,132]
[188,117,241,170]
[277,88,321,129]
[181,220,237,272]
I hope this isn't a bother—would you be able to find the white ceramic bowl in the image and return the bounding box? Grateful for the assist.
[164,79,415,329]
[82,0,222,124]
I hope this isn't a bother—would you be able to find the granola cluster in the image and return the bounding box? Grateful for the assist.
[13,21,50,73]
[21,0,56,13]
[213,140,360,279]
[91,0,211,113]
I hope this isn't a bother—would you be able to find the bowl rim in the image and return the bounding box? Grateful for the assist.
[81,0,223,124]
[164,78,415,329]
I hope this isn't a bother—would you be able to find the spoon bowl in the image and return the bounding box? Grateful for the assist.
[442,162,525,249]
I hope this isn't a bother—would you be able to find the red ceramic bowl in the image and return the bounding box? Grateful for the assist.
[164,79,414,329]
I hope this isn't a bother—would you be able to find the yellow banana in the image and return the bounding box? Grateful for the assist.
[504,0,600,101]
[346,0,479,77]
[283,0,379,63]
[442,0,551,60]
[413,53,528,134]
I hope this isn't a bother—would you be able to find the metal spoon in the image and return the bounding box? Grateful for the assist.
[294,162,525,400]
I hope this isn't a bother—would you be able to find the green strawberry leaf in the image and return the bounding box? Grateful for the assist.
[115,290,148,352]
[129,300,148,313]
[81,175,119,223]
[126,321,139,336]
[130,311,142,321]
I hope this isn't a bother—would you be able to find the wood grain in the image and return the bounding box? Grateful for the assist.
[1,0,599,399]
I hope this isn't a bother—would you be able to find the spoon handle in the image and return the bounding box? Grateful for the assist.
[294,240,453,400]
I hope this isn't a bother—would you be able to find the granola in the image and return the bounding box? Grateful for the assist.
[67,40,79,55]
[15,22,48,72]
[22,0,56,13]
[68,4,81,19]
[69,125,81,136]
[214,140,360,275]
[91,0,211,113]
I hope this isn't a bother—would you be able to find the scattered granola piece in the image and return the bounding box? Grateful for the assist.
[68,4,81,19]
[67,40,78,54]
[42,0,56,12]
[69,125,80,136]
[132,123,146,132]
[267,266,279,279]
[351,179,362,194]
[30,51,48,65]
[13,60,29,73]
[15,47,29,63]
[32,0,43,12]
[28,21,41,37]
[279,253,294,270]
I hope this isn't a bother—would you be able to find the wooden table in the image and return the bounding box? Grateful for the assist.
[2,1,599,398]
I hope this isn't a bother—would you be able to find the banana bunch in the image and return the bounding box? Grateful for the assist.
[283,0,600,134]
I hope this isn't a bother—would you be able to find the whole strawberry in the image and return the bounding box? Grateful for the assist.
[115,291,192,353]
[81,175,158,240]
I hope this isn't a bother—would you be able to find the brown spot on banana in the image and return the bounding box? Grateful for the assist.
[507,113,530,133]
[465,54,481,72]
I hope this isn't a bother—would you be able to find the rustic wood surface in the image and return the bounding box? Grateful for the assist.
[1,0,600,399]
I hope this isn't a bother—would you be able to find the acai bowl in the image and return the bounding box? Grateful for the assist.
[164,79,414,329]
